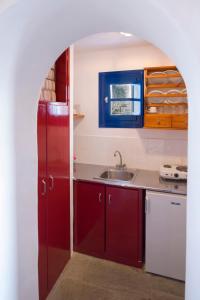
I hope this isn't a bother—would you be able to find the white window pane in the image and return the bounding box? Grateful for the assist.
[110,84,134,99]
[110,101,141,116]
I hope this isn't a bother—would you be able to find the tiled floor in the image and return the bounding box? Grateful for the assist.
[47,252,185,300]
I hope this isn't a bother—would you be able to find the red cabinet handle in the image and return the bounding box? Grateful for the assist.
[108,194,111,205]
[41,179,46,196]
[98,193,102,203]
[49,175,54,191]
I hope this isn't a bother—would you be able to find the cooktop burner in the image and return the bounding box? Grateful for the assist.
[176,166,187,172]
[163,164,172,168]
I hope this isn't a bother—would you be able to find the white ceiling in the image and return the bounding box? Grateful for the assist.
[74,32,150,52]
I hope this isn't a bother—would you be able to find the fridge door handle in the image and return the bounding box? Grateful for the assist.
[171,201,181,206]
[145,196,150,214]
[49,175,54,191]
[41,179,46,196]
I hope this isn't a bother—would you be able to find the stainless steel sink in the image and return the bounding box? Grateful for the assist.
[99,169,134,182]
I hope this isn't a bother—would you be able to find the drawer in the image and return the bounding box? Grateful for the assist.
[144,115,171,128]
[172,114,188,129]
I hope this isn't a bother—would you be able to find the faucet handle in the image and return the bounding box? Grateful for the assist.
[115,163,126,170]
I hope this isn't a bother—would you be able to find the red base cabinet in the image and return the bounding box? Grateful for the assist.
[105,186,144,267]
[74,181,105,258]
[38,101,70,300]
[74,181,144,267]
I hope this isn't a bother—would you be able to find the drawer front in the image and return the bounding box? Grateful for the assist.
[172,114,188,129]
[144,115,171,128]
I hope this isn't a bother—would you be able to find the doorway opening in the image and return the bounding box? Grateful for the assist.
[38,32,187,300]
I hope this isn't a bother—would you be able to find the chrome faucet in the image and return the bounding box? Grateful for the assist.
[114,150,126,169]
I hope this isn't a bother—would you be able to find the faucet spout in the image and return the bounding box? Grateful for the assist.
[114,150,126,169]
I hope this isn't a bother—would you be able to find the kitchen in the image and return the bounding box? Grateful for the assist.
[38,32,187,300]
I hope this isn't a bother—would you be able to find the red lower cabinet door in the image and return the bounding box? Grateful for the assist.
[38,103,48,300]
[74,181,105,258]
[105,186,144,267]
[47,102,70,291]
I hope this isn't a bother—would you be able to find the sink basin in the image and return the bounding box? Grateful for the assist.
[99,169,134,182]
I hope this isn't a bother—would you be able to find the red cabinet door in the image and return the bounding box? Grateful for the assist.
[74,181,105,258]
[105,186,144,267]
[46,102,70,291]
[38,103,48,300]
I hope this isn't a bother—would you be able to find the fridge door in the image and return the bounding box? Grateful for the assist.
[145,191,186,281]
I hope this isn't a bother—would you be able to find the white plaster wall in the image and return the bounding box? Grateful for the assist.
[74,44,187,170]
[0,0,200,299]
[0,0,17,13]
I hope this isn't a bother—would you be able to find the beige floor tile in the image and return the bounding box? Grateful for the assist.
[150,290,184,300]
[47,252,185,300]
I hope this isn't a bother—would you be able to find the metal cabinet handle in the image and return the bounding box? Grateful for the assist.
[108,194,111,205]
[41,179,46,196]
[98,193,102,203]
[49,175,54,191]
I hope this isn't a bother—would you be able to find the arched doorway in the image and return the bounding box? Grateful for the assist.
[0,1,200,300]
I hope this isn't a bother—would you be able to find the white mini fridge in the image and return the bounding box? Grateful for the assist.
[145,190,186,281]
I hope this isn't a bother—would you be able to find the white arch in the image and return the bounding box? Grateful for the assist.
[0,0,200,299]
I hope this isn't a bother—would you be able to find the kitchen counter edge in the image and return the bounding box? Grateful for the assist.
[73,163,187,196]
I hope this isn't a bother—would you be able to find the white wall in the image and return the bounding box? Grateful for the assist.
[0,0,200,299]
[74,44,187,170]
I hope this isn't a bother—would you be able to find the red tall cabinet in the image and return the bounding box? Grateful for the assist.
[38,49,70,300]
[38,103,48,300]
[38,101,70,299]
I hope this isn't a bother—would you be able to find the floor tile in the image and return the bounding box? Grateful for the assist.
[47,252,185,300]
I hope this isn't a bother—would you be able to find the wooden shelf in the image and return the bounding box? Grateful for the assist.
[144,65,177,71]
[144,113,188,130]
[74,113,85,119]
[144,66,188,130]
[145,103,188,107]
[146,73,182,79]
[145,93,187,98]
[147,83,186,89]
[145,113,188,117]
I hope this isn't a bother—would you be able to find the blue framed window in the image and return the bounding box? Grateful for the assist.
[99,70,144,128]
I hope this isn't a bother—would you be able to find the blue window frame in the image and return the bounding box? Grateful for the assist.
[99,70,144,128]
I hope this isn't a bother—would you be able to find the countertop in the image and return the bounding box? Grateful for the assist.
[74,163,187,196]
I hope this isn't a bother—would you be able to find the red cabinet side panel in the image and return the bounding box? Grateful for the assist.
[105,186,144,267]
[46,102,70,291]
[55,49,69,103]
[74,181,105,258]
[38,103,48,300]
